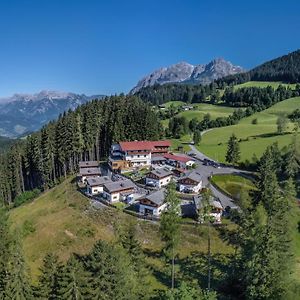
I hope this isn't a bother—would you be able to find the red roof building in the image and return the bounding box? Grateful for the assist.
[164,153,191,163]
[119,140,171,152]
[164,153,195,169]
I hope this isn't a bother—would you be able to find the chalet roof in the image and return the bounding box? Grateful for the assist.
[151,156,167,162]
[164,153,193,163]
[79,167,101,176]
[193,195,224,210]
[79,161,99,168]
[147,168,173,179]
[86,176,112,187]
[103,179,135,193]
[179,170,202,183]
[143,189,166,206]
[173,168,188,174]
[119,140,171,151]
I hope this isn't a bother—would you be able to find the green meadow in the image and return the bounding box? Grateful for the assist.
[234,81,297,90]
[177,103,235,122]
[211,174,257,200]
[197,97,300,162]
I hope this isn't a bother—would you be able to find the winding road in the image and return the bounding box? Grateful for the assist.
[189,144,252,209]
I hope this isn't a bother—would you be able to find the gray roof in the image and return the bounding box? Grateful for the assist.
[193,195,223,210]
[144,189,166,206]
[181,170,202,183]
[86,176,112,187]
[147,168,172,179]
[79,161,99,168]
[80,167,101,176]
[103,179,135,193]
[151,156,166,162]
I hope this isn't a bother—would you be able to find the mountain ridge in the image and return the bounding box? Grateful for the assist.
[131,58,245,93]
[0,90,105,138]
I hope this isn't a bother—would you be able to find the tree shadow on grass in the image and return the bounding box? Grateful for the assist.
[177,251,232,291]
[250,132,292,139]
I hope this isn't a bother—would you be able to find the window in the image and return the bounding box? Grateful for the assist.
[137,155,140,158]
[144,155,146,157]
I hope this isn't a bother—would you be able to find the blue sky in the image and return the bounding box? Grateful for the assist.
[0,0,299,97]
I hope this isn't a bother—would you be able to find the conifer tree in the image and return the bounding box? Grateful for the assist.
[162,281,217,300]
[193,130,202,145]
[4,235,33,300]
[36,253,60,299]
[85,240,139,300]
[58,255,92,300]
[243,150,296,299]
[115,220,151,299]
[160,182,181,289]
[225,134,240,165]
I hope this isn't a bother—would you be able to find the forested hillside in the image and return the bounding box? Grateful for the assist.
[216,49,300,85]
[0,136,16,153]
[0,95,162,206]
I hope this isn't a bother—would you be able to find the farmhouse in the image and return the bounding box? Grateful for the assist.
[139,189,167,217]
[79,161,99,169]
[193,195,224,223]
[102,179,135,203]
[86,176,112,195]
[79,167,101,183]
[109,140,171,171]
[164,153,195,169]
[177,170,202,193]
[145,168,173,188]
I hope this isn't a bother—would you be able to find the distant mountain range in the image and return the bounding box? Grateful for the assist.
[131,58,245,93]
[0,91,105,138]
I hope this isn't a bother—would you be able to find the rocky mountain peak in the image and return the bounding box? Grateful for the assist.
[131,58,245,93]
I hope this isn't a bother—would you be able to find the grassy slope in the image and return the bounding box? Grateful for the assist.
[234,81,297,90]
[9,177,234,289]
[171,134,192,152]
[163,101,186,108]
[177,103,235,122]
[197,97,300,162]
[165,104,235,152]
[211,174,257,199]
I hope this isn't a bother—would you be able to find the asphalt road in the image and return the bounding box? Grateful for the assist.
[189,144,251,209]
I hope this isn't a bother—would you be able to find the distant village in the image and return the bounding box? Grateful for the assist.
[78,140,224,223]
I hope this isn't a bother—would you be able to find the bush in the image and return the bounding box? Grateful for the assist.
[252,118,258,124]
[14,189,41,207]
[22,220,36,237]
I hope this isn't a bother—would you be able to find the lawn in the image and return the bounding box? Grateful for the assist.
[197,97,300,162]
[171,134,192,152]
[162,100,186,108]
[211,174,257,200]
[9,177,235,290]
[234,81,297,90]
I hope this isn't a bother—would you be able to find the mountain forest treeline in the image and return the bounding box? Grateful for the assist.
[0,95,162,206]
[135,79,300,106]
[216,49,300,85]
